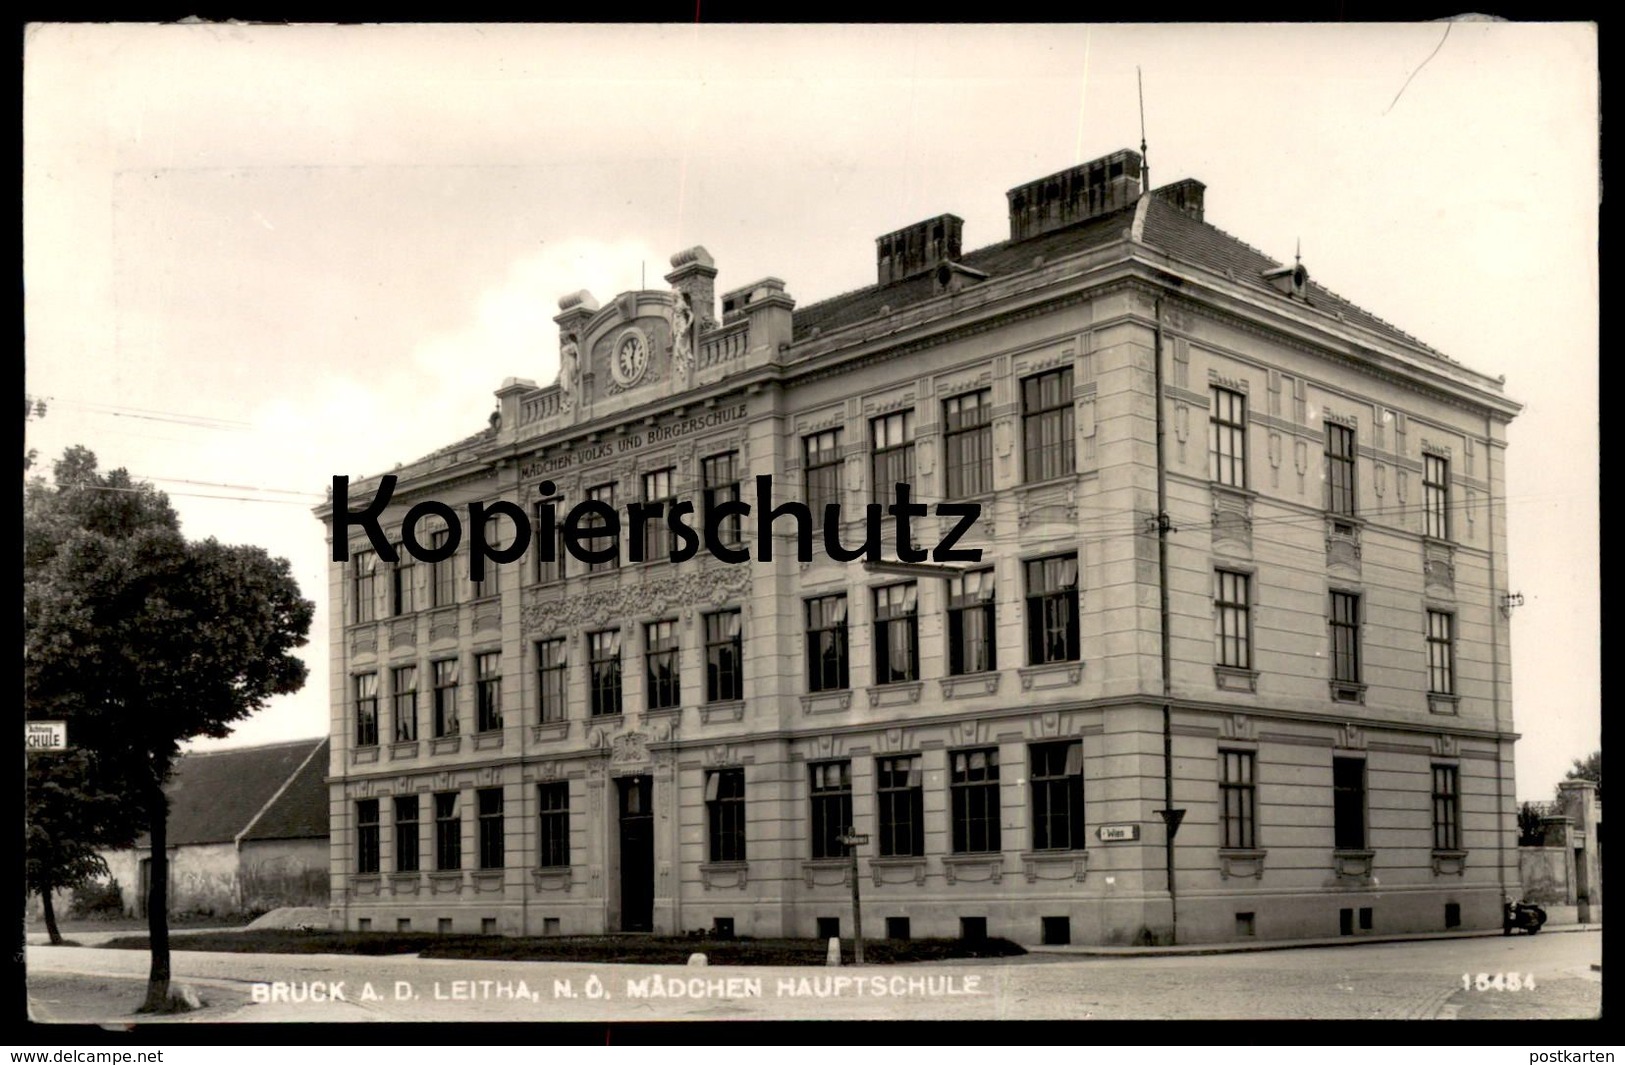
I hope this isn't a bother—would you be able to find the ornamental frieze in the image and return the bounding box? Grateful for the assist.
[520,566,751,634]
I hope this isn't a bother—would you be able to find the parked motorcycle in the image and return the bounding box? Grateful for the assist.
[1503,899,1548,935]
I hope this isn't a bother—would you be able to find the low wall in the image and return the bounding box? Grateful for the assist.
[239,838,329,911]
[1518,846,1574,905]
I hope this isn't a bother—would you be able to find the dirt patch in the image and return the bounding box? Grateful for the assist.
[26,973,253,1025]
[244,906,330,931]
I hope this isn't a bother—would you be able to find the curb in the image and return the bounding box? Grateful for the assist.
[1027,922,1602,958]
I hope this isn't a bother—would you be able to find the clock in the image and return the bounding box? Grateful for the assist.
[610,329,650,388]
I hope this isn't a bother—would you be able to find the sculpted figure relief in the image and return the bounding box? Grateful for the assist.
[670,291,694,378]
[558,336,581,411]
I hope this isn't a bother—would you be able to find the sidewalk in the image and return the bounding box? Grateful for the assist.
[24,926,246,948]
[1028,922,1602,957]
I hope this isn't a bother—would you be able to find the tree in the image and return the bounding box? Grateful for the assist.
[24,447,175,945]
[1561,750,1601,803]
[25,749,135,944]
[24,447,314,1011]
[1517,801,1547,847]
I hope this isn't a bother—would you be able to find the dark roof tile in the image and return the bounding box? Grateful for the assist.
[789,194,1446,360]
[138,738,326,847]
[241,738,330,841]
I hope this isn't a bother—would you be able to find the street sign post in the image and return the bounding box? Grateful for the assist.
[836,830,870,964]
[25,721,67,752]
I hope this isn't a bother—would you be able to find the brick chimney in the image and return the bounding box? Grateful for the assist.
[1152,178,1206,223]
[1006,150,1143,242]
[876,214,964,286]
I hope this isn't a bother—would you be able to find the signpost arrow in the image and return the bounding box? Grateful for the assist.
[838,829,868,965]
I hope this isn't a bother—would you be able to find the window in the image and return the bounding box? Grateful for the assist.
[1424,454,1450,540]
[475,651,502,732]
[872,583,919,685]
[392,665,417,743]
[584,483,619,573]
[434,792,461,871]
[537,782,569,868]
[1325,423,1357,516]
[1334,757,1367,850]
[704,610,743,703]
[471,516,505,600]
[391,550,416,616]
[1427,611,1455,695]
[809,761,852,859]
[1209,387,1247,488]
[432,659,460,737]
[588,630,623,717]
[886,917,911,941]
[1214,570,1252,670]
[947,568,997,675]
[431,529,457,608]
[706,768,746,863]
[943,390,993,499]
[641,468,676,563]
[870,410,915,502]
[876,755,923,858]
[533,501,568,584]
[1025,554,1080,664]
[356,799,380,874]
[1030,741,1085,851]
[1432,764,1460,851]
[354,673,379,748]
[477,788,504,870]
[804,429,843,518]
[805,594,849,693]
[394,795,419,873]
[646,619,680,710]
[703,452,743,547]
[950,748,1001,853]
[1220,750,1257,850]
[352,550,377,624]
[1329,592,1362,684]
[1022,367,1074,483]
[536,639,568,723]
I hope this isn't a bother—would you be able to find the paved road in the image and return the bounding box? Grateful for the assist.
[25,931,1600,1023]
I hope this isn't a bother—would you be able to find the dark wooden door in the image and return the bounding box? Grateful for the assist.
[618,776,654,932]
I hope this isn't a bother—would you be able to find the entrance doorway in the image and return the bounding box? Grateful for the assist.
[618,776,654,932]
[137,858,152,918]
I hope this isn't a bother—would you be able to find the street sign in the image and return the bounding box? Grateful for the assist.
[837,833,870,846]
[1097,824,1140,842]
[26,721,67,751]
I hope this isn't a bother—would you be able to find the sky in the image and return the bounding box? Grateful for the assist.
[23,22,1598,802]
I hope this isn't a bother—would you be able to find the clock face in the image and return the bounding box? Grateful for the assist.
[611,330,649,387]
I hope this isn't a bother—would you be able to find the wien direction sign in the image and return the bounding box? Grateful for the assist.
[26,721,67,752]
[1096,824,1140,842]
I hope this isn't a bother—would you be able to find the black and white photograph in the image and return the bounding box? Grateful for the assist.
[22,20,1600,1038]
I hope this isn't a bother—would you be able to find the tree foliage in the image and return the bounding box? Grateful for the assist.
[1517,801,1547,847]
[23,446,315,1007]
[25,749,136,943]
[1562,750,1601,803]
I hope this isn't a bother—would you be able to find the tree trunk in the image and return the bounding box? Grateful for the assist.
[40,877,63,946]
[139,781,173,1013]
